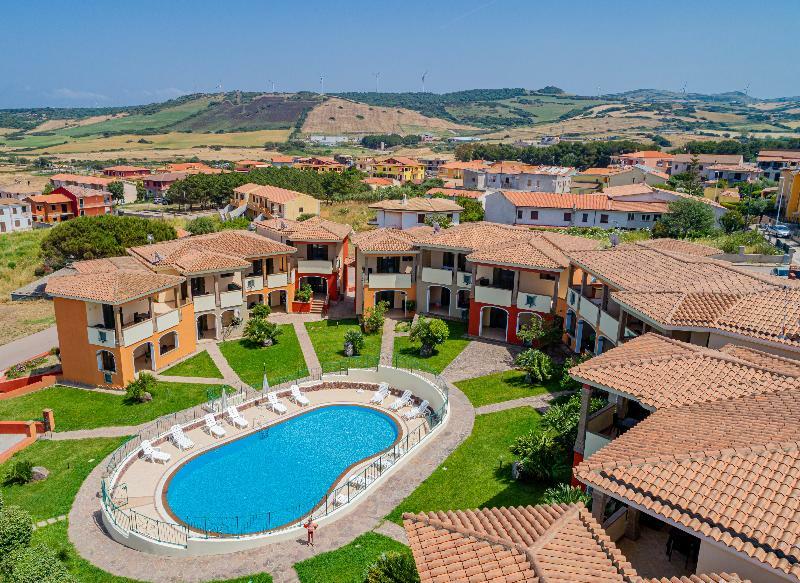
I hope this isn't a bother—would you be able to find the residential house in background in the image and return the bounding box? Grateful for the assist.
[416,155,450,177]
[162,162,221,174]
[463,162,575,193]
[255,216,352,310]
[0,198,33,232]
[670,154,744,175]
[437,159,489,180]
[779,168,800,221]
[233,160,270,173]
[611,150,675,170]
[269,155,297,167]
[102,165,151,178]
[703,163,762,183]
[142,172,187,199]
[361,177,397,190]
[50,173,113,192]
[369,197,463,229]
[757,149,800,181]
[52,186,112,218]
[26,192,75,224]
[425,187,485,201]
[0,184,41,201]
[293,157,345,173]
[370,157,425,184]
[570,166,658,193]
[229,183,320,220]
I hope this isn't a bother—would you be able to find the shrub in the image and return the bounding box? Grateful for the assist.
[363,552,420,583]
[250,303,272,319]
[718,209,745,234]
[294,283,313,303]
[559,354,590,391]
[3,460,33,486]
[343,329,365,356]
[541,392,605,449]
[296,213,316,221]
[509,430,569,483]
[516,317,560,348]
[185,216,218,235]
[4,356,47,380]
[362,301,389,334]
[0,505,33,555]
[409,317,449,356]
[2,544,75,583]
[542,484,591,507]
[124,372,156,404]
[514,349,554,384]
[244,318,282,347]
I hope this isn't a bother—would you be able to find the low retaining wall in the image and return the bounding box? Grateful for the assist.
[0,374,59,400]
[0,419,48,463]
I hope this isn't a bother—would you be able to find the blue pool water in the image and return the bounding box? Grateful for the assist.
[165,405,398,535]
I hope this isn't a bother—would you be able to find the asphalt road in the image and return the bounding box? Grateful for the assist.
[0,326,58,370]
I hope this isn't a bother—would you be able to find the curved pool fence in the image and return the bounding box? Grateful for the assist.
[100,363,449,550]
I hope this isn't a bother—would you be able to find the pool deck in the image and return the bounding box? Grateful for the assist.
[112,387,419,535]
[68,381,474,582]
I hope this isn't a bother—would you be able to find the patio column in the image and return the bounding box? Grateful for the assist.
[114,307,123,346]
[624,507,641,540]
[213,276,220,306]
[551,272,560,313]
[574,320,583,354]
[510,270,520,306]
[591,490,609,523]
[574,384,593,457]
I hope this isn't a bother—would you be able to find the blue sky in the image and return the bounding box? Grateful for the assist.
[1,0,799,108]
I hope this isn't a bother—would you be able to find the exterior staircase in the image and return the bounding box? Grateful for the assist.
[309,299,326,314]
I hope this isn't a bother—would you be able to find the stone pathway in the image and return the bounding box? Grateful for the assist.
[474,390,573,415]
[293,321,321,373]
[44,425,139,441]
[373,520,408,545]
[67,384,475,582]
[204,342,245,387]
[152,374,222,385]
[441,339,522,383]
[33,514,67,530]
[379,317,396,366]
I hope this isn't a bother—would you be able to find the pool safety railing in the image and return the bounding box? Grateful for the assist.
[100,364,449,546]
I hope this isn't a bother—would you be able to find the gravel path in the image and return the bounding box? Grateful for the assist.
[379,317,396,366]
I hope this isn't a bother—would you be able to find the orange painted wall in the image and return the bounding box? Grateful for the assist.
[363,285,416,310]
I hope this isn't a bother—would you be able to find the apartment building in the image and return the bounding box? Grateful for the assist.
[369,197,463,229]
[370,157,425,183]
[50,173,113,191]
[757,149,800,181]
[610,150,675,170]
[463,162,575,193]
[416,155,449,177]
[779,168,800,221]
[230,183,320,220]
[26,192,75,223]
[293,157,345,173]
[0,198,33,233]
[142,172,187,199]
[102,165,151,178]
[570,332,800,583]
[564,238,800,358]
[670,154,744,176]
[570,166,657,194]
[255,216,351,308]
[52,186,112,217]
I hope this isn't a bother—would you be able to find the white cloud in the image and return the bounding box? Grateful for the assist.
[49,88,109,101]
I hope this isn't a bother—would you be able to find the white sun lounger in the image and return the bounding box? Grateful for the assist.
[335,493,350,506]
[204,414,226,438]
[141,440,171,463]
[226,406,249,429]
[388,390,412,411]
[267,391,287,414]
[348,474,369,489]
[376,456,394,470]
[169,425,194,450]
[403,399,430,420]
[370,383,390,404]
[290,384,310,406]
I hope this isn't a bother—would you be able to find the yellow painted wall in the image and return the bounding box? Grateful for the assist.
[782,171,800,221]
[283,194,321,220]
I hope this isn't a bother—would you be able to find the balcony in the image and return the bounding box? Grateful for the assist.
[297,259,334,274]
[567,289,579,310]
[368,273,412,289]
[194,293,216,312]
[421,267,453,285]
[122,320,154,347]
[599,311,619,339]
[243,275,264,292]
[266,272,289,288]
[87,326,116,348]
[457,271,472,288]
[516,292,552,312]
[585,403,616,458]
[155,309,180,332]
[219,289,243,309]
[579,298,600,325]
[474,285,512,307]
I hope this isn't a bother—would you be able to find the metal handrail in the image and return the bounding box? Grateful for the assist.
[100,365,449,546]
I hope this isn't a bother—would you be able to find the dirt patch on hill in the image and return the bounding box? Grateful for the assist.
[302,97,475,135]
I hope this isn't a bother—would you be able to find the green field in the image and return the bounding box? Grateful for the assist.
[161,350,223,378]
[219,324,308,387]
[305,319,383,367]
[393,320,470,374]
[455,370,560,408]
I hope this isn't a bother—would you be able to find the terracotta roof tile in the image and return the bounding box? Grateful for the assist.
[369,197,463,212]
[232,183,310,203]
[635,239,720,257]
[467,231,601,271]
[254,216,352,242]
[426,187,484,200]
[50,173,113,186]
[352,227,432,253]
[415,221,533,251]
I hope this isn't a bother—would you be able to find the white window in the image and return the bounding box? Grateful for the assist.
[96,350,116,373]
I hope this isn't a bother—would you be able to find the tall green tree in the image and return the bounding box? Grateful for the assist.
[653,198,716,239]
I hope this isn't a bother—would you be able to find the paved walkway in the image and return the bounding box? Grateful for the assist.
[379,317,396,366]
[293,321,321,373]
[203,342,245,387]
[152,374,221,385]
[474,390,573,415]
[0,326,58,370]
[441,339,522,383]
[45,425,140,441]
[67,383,475,582]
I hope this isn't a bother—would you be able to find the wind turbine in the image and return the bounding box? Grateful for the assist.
[320,74,325,96]
[268,80,276,93]
[744,82,751,97]
[373,72,380,93]
[421,70,428,93]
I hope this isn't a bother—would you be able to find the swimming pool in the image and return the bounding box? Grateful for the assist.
[164,405,398,535]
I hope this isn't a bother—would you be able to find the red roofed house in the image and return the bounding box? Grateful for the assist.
[50,173,113,192]
[52,186,113,217]
[142,172,187,200]
[611,150,675,170]
[102,165,151,178]
[26,192,75,223]
[230,183,320,220]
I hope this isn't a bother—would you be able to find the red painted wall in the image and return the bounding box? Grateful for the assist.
[468,300,551,344]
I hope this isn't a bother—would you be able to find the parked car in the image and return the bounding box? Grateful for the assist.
[767,224,792,238]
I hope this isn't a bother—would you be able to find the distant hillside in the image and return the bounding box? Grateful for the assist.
[170,94,319,132]
[607,89,760,104]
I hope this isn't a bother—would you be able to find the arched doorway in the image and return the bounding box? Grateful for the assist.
[268,289,287,312]
[132,342,155,373]
[426,286,450,316]
[300,276,328,300]
[246,293,264,309]
[159,331,178,356]
[480,306,508,342]
[577,320,597,354]
[196,313,217,340]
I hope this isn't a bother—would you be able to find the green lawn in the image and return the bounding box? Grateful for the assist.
[220,324,308,387]
[386,407,547,523]
[0,437,127,520]
[455,370,560,408]
[305,319,382,367]
[393,320,470,374]
[31,522,272,582]
[293,532,411,583]
[0,382,224,432]
[161,350,223,379]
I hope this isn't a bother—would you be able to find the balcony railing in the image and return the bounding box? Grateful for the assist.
[474,285,512,307]
[155,309,180,332]
[266,272,289,288]
[580,298,600,325]
[421,267,453,285]
[194,294,216,312]
[219,290,243,309]
[516,292,552,311]
[297,259,334,274]
[122,320,154,347]
[368,273,412,289]
[243,275,264,291]
[456,271,472,288]
[87,326,116,348]
[599,311,619,339]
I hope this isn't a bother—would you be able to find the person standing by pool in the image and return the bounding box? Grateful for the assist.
[304,517,318,546]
